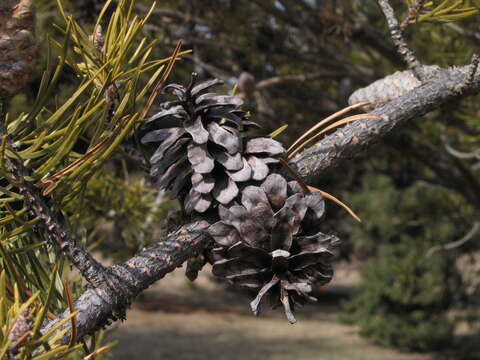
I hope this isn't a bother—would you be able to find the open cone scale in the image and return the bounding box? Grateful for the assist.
[142,75,340,323]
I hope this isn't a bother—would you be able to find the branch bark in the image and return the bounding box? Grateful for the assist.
[290,65,480,184]
[41,220,211,343]
[0,104,108,287]
[41,64,480,345]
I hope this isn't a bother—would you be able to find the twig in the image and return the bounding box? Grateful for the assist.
[426,221,480,258]
[377,0,425,79]
[42,59,480,348]
[442,136,480,160]
[455,54,480,94]
[0,101,109,287]
[400,0,426,31]
[442,132,480,173]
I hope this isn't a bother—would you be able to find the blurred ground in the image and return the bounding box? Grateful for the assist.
[112,263,432,360]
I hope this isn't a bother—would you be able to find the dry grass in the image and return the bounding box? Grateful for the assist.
[111,264,432,360]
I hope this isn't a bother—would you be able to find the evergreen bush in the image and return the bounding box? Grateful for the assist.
[342,241,456,351]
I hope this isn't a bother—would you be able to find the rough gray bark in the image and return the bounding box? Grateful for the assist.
[0,106,108,287]
[290,65,480,184]
[41,63,480,344]
[377,0,425,78]
[41,220,211,343]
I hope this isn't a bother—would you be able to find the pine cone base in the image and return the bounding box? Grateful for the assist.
[210,174,340,323]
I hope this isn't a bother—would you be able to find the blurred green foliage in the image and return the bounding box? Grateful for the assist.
[340,174,466,351]
[343,242,456,351]
[68,168,175,261]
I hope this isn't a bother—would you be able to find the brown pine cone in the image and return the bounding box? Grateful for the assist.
[0,0,36,98]
[209,174,340,323]
[142,74,285,214]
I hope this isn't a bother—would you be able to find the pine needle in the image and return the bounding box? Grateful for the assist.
[279,158,361,222]
[279,158,309,192]
[288,113,381,160]
[308,185,361,222]
[83,345,113,360]
[36,137,109,195]
[140,40,182,120]
[287,102,371,154]
[269,124,289,137]
[64,281,77,348]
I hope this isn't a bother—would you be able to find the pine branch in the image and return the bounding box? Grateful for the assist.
[39,63,480,344]
[0,104,109,287]
[290,64,480,184]
[426,221,480,258]
[41,220,211,343]
[377,0,425,79]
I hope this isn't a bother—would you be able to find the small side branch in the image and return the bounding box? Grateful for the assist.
[41,220,211,343]
[426,221,480,258]
[378,0,425,79]
[442,135,480,161]
[0,103,108,287]
[400,0,426,31]
[455,54,480,94]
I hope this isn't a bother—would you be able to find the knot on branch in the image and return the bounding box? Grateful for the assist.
[349,66,440,110]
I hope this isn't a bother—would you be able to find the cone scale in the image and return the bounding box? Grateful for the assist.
[143,74,341,322]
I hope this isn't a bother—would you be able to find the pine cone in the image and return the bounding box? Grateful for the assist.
[209,174,340,323]
[0,0,36,98]
[142,74,286,214]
